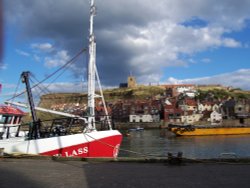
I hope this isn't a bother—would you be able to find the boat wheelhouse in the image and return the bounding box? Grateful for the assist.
[0,105,25,139]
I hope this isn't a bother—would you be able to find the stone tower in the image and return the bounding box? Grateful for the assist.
[127,76,137,88]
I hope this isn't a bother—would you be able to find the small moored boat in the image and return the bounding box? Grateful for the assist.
[168,123,250,136]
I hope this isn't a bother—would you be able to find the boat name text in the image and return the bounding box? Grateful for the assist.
[64,147,89,157]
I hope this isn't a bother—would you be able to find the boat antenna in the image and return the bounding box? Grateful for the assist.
[87,0,97,130]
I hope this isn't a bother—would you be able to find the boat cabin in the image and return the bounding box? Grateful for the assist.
[0,105,25,139]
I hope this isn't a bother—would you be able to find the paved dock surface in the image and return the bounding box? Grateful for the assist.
[0,158,250,188]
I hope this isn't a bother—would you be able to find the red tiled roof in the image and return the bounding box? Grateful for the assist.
[185,99,197,106]
[203,102,214,105]
[0,105,25,116]
[95,106,112,113]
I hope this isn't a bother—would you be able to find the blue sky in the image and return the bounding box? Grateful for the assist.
[1,0,250,104]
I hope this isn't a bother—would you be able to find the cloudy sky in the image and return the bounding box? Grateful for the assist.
[0,0,250,103]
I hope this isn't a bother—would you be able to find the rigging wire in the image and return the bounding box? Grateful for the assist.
[6,48,87,101]
[31,50,84,98]
[10,76,22,104]
[30,77,51,98]
[94,63,111,129]
[31,75,51,94]
[29,77,49,101]
[42,58,73,93]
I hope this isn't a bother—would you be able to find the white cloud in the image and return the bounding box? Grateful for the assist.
[33,54,41,62]
[44,50,70,68]
[0,83,21,103]
[31,43,53,53]
[114,22,243,83]
[188,59,196,64]
[0,63,7,70]
[201,58,211,63]
[15,49,30,57]
[46,82,87,93]
[222,38,241,48]
[165,69,250,90]
[0,83,17,89]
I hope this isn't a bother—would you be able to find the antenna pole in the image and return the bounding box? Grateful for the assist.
[87,0,96,130]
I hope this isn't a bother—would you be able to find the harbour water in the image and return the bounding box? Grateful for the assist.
[119,129,250,159]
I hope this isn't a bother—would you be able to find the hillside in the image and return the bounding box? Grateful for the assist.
[39,86,166,108]
[197,85,250,100]
[38,85,250,108]
[104,85,165,101]
[39,93,88,109]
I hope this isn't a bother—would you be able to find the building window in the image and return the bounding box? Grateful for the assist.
[2,116,12,124]
[13,116,19,124]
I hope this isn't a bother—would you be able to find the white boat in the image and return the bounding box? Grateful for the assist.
[128,127,144,132]
[0,0,122,158]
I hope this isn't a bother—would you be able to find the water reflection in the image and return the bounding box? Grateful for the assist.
[119,129,250,159]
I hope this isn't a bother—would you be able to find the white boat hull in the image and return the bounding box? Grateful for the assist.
[0,130,122,158]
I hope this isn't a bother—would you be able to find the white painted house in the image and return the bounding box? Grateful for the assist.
[129,114,160,123]
[181,114,203,124]
[210,111,222,125]
[198,103,220,112]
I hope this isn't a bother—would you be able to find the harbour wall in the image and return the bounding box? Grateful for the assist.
[108,118,250,130]
[112,122,162,130]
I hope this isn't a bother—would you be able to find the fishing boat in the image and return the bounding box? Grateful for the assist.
[168,123,250,136]
[0,0,122,158]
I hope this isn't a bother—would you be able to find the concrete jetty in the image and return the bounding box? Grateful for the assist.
[1,156,250,188]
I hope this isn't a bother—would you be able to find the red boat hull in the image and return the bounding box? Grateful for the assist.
[41,134,122,158]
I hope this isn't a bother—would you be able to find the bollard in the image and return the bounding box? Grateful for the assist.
[177,152,183,158]
[167,152,183,165]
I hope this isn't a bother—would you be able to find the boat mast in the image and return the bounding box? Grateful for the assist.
[21,71,40,139]
[87,0,97,130]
